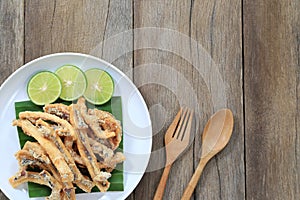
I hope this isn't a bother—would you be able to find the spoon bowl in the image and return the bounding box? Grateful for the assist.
[201,109,234,159]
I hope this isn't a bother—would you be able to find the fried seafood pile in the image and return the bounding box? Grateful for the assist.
[9,97,125,200]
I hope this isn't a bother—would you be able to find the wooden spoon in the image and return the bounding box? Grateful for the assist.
[181,109,234,200]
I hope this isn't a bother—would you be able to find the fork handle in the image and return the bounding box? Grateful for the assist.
[153,164,172,200]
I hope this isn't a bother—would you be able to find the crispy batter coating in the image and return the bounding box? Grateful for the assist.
[89,138,125,170]
[76,97,122,150]
[36,119,94,193]
[19,111,76,140]
[77,98,115,139]
[22,141,51,164]
[15,148,61,181]
[70,104,111,192]
[13,119,74,183]
[87,109,122,150]
[44,103,70,122]
[9,170,62,200]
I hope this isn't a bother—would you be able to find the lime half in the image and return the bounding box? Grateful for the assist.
[27,71,62,105]
[55,65,87,101]
[84,68,114,105]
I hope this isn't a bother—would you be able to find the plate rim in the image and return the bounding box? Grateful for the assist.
[0,52,152,200]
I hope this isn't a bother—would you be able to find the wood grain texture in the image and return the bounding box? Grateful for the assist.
[0,0,24,199]
[0,192,8,200]
[0,0,23,85]
[244,0,300,199]
[190,0,245,199]
[2,0,300,200]
[133,0,244,199]
[133,1,194,200]
[24,0,132,78]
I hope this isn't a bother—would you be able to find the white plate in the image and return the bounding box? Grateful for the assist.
[0,53,152,200]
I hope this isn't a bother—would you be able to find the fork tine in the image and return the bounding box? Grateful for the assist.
[177,108,193,141]
[165,108,182,143]
[178,108,192,141]
[181,109,193,141]
[173,107,188,139]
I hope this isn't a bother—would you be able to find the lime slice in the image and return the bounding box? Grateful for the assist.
[55,65,87,101]
[27,71,62,105]
[84,68,114,105]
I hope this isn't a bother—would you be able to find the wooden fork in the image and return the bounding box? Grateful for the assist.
[153,107,193,200]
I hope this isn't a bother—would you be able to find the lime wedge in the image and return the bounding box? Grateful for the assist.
[27,71,62,105]
[55,65,87,101]
[84,68,114,105]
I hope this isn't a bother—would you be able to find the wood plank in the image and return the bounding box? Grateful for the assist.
[0,192,8,200]
[133,1,195,199]
[133,0,244,199]
[190,0,244,199]
[244,0,300,199]
[25,0,132,78]
[0,0,24,85]
[0,0,24,199]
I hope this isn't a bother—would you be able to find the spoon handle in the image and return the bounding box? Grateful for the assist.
[153,164,172,200]
[181,158,208,200]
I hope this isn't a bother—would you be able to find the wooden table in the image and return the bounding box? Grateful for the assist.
[0,0,299,199]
